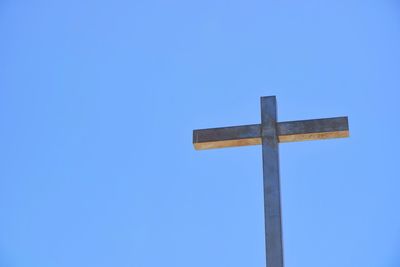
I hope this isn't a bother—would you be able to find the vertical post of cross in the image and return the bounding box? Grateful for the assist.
[261,96,284,267]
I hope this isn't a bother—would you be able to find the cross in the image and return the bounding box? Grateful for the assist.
[192,96,349,267]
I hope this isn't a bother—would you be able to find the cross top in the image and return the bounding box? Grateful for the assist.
[193,96,349,267]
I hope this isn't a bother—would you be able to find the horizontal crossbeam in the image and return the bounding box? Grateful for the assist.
[193,116,349,150]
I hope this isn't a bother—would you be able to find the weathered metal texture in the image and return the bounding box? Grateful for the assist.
[261,96,284,267]
[278,117,349,142]
[192,96,350,267]
[193,117,349,150]
[193,124,260,150]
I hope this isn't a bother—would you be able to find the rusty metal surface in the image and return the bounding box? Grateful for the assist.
[193,117,349,150]
[261,96,284,267]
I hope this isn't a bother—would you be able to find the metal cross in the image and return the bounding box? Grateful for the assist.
[192,96,349,267]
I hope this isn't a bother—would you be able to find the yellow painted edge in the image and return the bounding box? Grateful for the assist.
[278,130,349,143]
[194,138,261,150]
[194,130,349,150]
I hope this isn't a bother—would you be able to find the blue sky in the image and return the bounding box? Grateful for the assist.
[1,1,400,266]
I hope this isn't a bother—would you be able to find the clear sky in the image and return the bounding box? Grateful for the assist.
[1,1,400,267]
